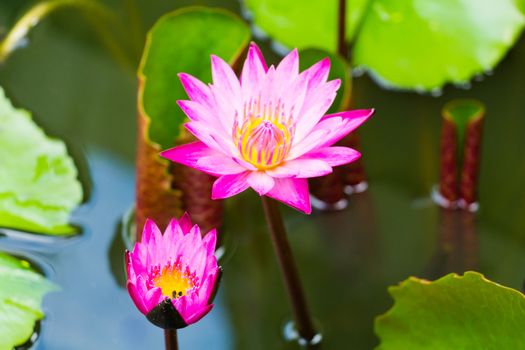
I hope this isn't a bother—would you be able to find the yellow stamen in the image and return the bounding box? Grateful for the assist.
[233,97,294,170]
[153,263,194,299]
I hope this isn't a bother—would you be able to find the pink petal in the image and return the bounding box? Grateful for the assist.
[275,159,333,178]
[249,42,268,71]
[276,48,299,77]
[177,100,213,123]
[202,229,217,256]
[265,165,299,178]
[316,109,374,148]
[178,73,213,107]
[144,287,164,312]
[247,171,276,195]
[184,122,233,155]
[281,71,309,121]
[289,109,374,159]
[179,212,193,233]
[161,142,242,176]
[302,146,361,166]
[196,155,247,175]
[241,42,268,97]
[141,219,162,245]
[208,84,240,132]
[212,172,251,199]
[183,303,214,325]
[127,281,149,314]
[302,57,330,90]
[265,178,311,214]
[294,79,341,141]
[210,55,241,100]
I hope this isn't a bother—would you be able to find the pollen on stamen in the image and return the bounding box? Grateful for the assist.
[233,96,295,170]
[149,258,198,299]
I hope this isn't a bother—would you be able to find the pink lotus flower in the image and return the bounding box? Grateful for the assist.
[125,213,220,329]
[161,43,374,214]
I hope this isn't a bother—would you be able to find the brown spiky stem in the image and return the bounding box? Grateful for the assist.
[340,132,367,188]
[136,89,183,239]
[175,165,223,235]
[439,117,458,205]
[309,169,346,209]
[438,100,484,210]
[460,115,483,207]
[136,79,222,240]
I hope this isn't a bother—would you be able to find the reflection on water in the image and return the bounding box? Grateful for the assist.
[425,209,478,279]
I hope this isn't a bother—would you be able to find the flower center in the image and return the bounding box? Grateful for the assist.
[152,260,196,299]
[233,97,294,170]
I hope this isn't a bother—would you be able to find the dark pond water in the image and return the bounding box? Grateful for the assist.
[1,0,525,349]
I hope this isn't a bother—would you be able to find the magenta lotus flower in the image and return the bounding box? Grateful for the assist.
[161,42,374,214]
[125,213,220,329]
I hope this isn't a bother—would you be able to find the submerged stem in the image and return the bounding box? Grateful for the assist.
[164,329,178,350]
[261,197,317,344]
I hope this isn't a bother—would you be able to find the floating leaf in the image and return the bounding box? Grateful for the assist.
[0,87,82,235]
[0,252,57,350]
[353,0,525,90]
[139,6,251,150]
[244,0,525,90]
[135,7,250,236]
[298,48,351,113]
[0,0,121,64]
[375,271,525,349]
[243,0,370,52]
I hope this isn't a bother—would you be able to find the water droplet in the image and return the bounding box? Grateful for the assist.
[455,81,472,90]
[310,195,348,212]
[351,66,366,77]
[344,181,368,195]
[474,74,484,82]
[431,185,458,210]
[270,40,290,57]
[283,320,323,347]
[250,24,268,41]
[13,37,29,50]
[430,88,443,97]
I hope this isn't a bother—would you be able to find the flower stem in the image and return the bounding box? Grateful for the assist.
[261,197,317,343]
[337,0,368,190]
[164,329,178,350]
[337,0,347,58]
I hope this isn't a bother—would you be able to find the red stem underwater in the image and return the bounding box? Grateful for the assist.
[460,117,483,206]
[439,118,458,204]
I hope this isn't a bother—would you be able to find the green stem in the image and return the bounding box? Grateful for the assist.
[261,197,317,343]
[337,0,347,58]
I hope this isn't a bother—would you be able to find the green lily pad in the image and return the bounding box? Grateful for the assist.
[0,0,118,64]
[0,252,57,350]
[353,0,525,90]
[0,87,82,235]
[244,0,370,52]
[139,7,251,150]
[298,48,351,113]
[245,0,525,90]
[375,271,525,349]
